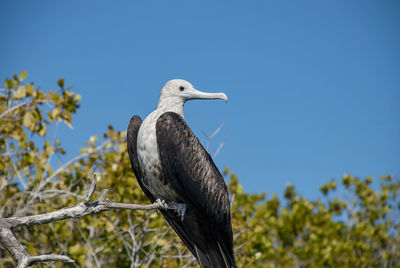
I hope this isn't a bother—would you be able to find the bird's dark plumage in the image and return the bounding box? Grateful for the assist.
[127,113,236,268]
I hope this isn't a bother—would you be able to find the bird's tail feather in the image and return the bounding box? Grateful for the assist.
[194,241,237,268]
[161,209,236,267]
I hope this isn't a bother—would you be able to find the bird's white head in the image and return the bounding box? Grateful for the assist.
[157,79,227,115]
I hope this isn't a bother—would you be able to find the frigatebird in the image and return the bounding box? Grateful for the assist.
[127,79,236,268]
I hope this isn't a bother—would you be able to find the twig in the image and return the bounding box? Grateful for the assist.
[203,119,228,158]
[0,100,31,119]
[77,225,101,268]
[213,137,226,158]
[11,160,27,190]
[99,189,109,202]
[0,99,51,119]
[205,120,225,151]
[84,174,97,204]
[43,120,60,179]
[181,255,197,268]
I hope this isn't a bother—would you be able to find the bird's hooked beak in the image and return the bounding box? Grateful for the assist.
[186,88,228,103]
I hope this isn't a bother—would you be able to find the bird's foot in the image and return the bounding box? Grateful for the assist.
[168,202,186,222]
[154,199,169,210]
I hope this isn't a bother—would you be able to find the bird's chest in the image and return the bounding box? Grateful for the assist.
[137,112,177,200]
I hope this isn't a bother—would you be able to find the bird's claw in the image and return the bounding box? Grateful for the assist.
[154,199,186,221]
[169,202,186,222]
[155,198,168,210]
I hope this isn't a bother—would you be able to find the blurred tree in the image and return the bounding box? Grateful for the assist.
[226,170,400,268]
[0,72,399,267]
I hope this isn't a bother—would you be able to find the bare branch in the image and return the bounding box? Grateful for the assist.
[203,119,228,158]
[84,174,97,204]
[11,160,27,190]
[205,120,225,151]
[0,99,51,119]
[0,100,31,119]
[0,225,74,268]
[99,188,109,202]
[40,189,85,199]
[1,196,167,230]
[25,255,75,267]
[0,227,29,264]
[0,176,174,267]
[213,137,226,158]
[77,225,101,268]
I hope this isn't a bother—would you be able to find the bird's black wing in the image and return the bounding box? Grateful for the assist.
[156,112,236,268]
[127,115,156,202]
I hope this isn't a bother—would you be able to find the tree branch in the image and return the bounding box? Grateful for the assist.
[0,174,171,267]
[0,100,31,119]
[0,99,50,119]
[203,119,228,158]
[0,226,75,268]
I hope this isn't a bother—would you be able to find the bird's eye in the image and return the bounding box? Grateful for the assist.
[179,86,185,91]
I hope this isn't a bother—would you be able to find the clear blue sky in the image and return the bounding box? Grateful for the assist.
[1,1,399,199]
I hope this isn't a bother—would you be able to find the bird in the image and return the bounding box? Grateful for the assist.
[127,79,236,268]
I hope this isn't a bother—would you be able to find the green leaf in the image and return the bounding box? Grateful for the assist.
[69,243,84,255]
[74,94,81,102]
[58,78,64,88]
[23,111,35,130]
[26,84,34,94]
[47,91,60,103]
[19,70,27,81]
[64,120,74,129]
[4,79,13,89]
[14,86,26,99]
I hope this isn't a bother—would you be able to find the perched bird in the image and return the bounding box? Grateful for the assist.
[127,79,236,268]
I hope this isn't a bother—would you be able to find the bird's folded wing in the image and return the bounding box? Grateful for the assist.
[127,115,156,202]
[155,112,231,229]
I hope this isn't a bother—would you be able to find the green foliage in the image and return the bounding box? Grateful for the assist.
[0,71,79,192]
[1,72,399,267]
[225,170,400,267]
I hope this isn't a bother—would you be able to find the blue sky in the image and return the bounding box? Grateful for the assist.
[1,1,399,199]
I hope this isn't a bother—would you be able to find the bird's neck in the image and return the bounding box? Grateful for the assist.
[156,97,185,118]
